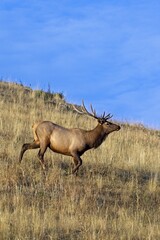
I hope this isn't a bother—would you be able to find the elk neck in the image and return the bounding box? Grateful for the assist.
[85,123,107,149]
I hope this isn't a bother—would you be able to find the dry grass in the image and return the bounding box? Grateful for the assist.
[0,81,160,239]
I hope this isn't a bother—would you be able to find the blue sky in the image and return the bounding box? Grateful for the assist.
[1,0,160,129]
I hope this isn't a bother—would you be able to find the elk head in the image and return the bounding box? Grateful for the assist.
[73,101,121,134]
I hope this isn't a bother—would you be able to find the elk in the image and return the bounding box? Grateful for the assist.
[19,102,120,174]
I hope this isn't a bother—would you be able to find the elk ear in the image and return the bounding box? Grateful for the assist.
[98,118,106,125]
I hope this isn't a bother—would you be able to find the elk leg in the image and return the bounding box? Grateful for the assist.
[37,144,48,170]
[19,141,40,163]
[72,154,82,174]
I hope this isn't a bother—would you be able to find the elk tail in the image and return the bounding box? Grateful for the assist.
[32,122,41,142]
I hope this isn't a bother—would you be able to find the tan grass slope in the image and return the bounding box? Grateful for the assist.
[0,81,160,239]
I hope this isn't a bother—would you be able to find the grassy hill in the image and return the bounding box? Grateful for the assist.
[0,81,160,239]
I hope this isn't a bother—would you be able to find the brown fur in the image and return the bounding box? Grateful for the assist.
[19,119,120,174]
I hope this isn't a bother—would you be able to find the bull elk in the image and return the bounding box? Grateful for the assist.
[19,101,120,174]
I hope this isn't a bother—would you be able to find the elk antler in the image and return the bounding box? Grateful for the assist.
[73,101,97,119]
[103,113,113,120]
[73,101,113,121]
[81,100,99,119]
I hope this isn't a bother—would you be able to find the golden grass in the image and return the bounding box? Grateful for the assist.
[0,81,160,239]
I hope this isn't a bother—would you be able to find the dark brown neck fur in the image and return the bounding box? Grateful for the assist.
[85,124,107,149]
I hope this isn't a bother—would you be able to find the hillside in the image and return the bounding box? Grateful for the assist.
[0,80,160,239]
